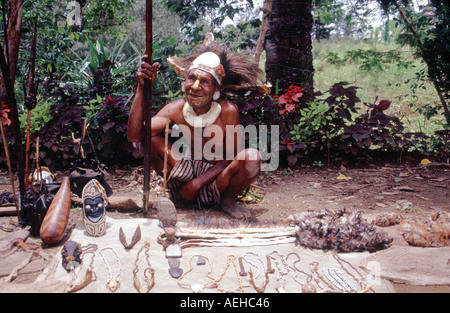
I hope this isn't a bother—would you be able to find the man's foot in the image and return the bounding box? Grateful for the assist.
[221,199,251,219]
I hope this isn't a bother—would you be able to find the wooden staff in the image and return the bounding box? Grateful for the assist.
[142,0,153,212]
[30,136,41,185]
[0,104,20,219]
[0,29,25,217]
[162,110,170,197]
[24,16,39,189]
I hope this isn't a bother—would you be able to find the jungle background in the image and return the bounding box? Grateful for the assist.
[0,0,449,293]
[1,0,449,181]
[0,0,448,206]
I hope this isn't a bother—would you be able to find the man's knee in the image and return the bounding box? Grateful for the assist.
[151,135,164,147]
[239,148,261,177]
[236,148,261,162]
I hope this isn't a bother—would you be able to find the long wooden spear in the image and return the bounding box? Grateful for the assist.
[24,16,39,189]
[0,100,20,220]
[142,0,153,213]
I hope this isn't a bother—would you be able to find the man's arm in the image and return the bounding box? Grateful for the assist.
[127,84,146,142]
[178,159,232,201]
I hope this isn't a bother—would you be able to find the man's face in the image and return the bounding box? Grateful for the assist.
[185,69,217,110]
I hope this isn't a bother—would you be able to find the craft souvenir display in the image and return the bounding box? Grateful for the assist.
[177,255,217,293]
[82,179,108,237]
[56,240,378,293]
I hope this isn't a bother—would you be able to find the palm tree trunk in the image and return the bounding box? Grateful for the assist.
[265,0,314,91]
[0,0,24,95]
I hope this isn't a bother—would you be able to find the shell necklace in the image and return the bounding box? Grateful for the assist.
[99,247,121,292]
[182,101,221,128]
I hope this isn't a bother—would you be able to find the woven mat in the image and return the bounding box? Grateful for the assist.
[0,229,48,278]
[33,217,395,293]
[360,245,450,286]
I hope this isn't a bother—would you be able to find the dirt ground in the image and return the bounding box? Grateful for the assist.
[0,160,449,293]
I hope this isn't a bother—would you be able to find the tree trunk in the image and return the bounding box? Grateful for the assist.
[265,0,314,91]
[0,0,24,95]
[0,0,26,201]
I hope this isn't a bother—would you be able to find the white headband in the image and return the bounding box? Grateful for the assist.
[186,52,225,85]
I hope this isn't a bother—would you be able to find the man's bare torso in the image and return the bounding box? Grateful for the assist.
[156,98,240,163]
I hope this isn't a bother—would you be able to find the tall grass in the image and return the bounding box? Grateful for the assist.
[313,38,442,135]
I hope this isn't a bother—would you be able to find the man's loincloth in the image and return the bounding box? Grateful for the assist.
[167,158,221,209]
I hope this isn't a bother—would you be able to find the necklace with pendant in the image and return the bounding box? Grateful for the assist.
[99,247,121,292]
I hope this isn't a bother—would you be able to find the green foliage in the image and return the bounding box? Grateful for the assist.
[324,48,411,73]
[239,81,448,164]
[15,32,183,168]
[324,51,346,67]
[290,102,333,151]
[3,0,449,171]
[314,39,440,129]
[384,0,450,126]
[78,0,137,39]
[18,95,52,135]
[162,0,259,47]
[313,0,376,39]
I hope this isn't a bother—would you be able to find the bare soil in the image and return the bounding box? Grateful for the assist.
[1,160,449,292]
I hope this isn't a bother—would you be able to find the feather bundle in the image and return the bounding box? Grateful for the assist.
[168,42,263,90]
[293,209,393,252]
[399,213,449,247]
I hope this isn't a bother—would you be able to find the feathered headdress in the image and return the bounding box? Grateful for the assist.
[168,40,264,91]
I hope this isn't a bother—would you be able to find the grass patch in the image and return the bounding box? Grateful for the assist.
[313,39,443,135]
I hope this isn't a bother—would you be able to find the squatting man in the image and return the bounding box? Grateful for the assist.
[128,43,268,219]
